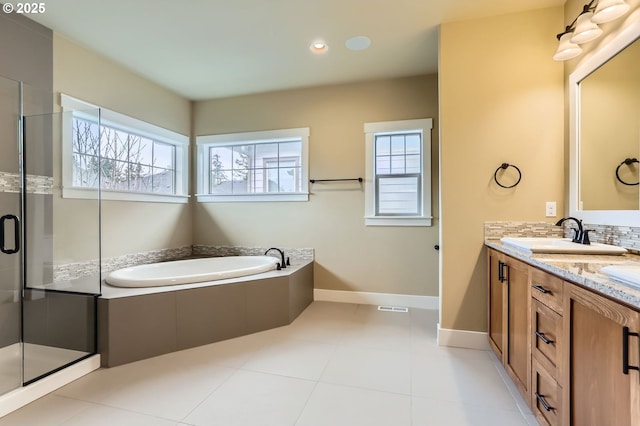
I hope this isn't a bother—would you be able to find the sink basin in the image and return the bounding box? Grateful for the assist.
[500,237,627,255]
[601,265,640,289]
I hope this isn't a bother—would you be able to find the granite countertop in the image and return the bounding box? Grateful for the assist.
[485,239,640,310]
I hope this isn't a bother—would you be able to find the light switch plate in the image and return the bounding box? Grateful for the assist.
[545,201,557,217]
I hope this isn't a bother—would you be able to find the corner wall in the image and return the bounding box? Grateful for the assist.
[193,75,440,297]
[52,34,192,260]
[439,7,565,332]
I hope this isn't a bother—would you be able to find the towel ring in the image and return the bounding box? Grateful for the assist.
[493,163,521,188]
[615,158,639,186]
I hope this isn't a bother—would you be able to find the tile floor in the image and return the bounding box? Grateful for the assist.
[0,302,540,425]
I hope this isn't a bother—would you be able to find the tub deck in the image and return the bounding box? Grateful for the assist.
[97,260,313,367]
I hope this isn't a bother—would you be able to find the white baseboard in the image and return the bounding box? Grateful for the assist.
[437,324,490,350]
[0,354,100,418]
[313,289,439,310]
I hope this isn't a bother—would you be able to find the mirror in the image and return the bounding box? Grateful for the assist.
[579,39,640,210]
[570,18,640,226]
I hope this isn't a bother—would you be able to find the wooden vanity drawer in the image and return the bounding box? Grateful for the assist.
[532,299,562,379]
[531,269,564,314]
[532,358,563,426]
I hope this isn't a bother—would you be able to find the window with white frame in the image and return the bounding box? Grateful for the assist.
[61,95,189,203]
[364,118,433,226]
[196,128,309,202]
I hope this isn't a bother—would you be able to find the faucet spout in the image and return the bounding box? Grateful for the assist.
[555,217,590,245]
[264,247,286,269]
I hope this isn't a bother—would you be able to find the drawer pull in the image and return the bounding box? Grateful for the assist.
[535,392,553,412]
[532,284,550,294]
[498,261,508,283]
[622,326,640,381]
[535,331,554,344]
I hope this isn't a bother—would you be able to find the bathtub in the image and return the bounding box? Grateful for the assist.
[105,256,280,288]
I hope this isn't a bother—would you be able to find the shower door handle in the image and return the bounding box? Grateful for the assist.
[0,214,20,254]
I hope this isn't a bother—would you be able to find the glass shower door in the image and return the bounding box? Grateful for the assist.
[21,106,101,384]
[0,75,22,395]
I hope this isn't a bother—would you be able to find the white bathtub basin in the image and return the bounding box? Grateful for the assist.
[105,256,280,288]
[601,265,640,289]
[500,237,627,255]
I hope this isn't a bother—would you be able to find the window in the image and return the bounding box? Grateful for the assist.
[196,128,309,202]
[61,94,189,203]
[364,118,433,226]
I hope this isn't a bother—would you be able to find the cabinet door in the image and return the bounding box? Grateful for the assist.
[487,249,504,357]
[563,283,640,426]
[504,256,531,400]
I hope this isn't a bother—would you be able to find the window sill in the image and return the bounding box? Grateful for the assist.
[196,193,309,203]
[62,187,189,204]
[364,216,433,227]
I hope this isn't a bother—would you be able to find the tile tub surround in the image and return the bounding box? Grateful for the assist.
[98,260,314,367]
[485,240,640,310]
[53,245,314,283]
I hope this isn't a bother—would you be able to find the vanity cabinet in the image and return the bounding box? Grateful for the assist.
[487,249,530,400]
[487,246,640,426]
[530,268,564,426]
[562,283,640,426]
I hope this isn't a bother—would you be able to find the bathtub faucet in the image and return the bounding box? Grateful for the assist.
[265,247,289,269]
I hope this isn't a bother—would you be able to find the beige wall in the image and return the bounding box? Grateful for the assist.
[193,75,440,296]
[52,34,192,260]
[439,7,565,332]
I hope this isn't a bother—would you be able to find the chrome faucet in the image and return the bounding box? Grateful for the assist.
[264,247,289,269]
[555,217,591,245]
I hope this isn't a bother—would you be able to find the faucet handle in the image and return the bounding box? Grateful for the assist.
[286,257,290,266]
[580,230,593,245]
[570,228,581,243]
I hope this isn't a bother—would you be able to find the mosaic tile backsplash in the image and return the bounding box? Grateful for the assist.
[485,221,640,254]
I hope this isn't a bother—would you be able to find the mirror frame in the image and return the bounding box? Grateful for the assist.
[570,18,640,226]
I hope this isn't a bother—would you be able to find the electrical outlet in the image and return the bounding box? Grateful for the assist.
[545,201,557,217]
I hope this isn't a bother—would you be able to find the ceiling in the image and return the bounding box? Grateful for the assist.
[29,0,564,100]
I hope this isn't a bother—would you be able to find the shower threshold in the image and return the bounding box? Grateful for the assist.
[0,344,99,417]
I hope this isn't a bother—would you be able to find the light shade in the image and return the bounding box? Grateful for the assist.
[553,33,583,61]
[592,0,630,24]
[570,12,603,44]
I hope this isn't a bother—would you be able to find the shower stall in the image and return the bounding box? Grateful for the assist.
[0,75,101,399]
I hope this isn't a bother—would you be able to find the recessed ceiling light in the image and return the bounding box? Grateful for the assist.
[310,41,328,53]
[345,36,371,51]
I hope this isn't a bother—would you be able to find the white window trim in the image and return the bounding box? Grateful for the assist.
[364,118,433,226]
[60,94,189,204]
[195,128,310,203]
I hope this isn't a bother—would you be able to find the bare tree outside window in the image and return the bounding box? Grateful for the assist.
[72,117,176,194]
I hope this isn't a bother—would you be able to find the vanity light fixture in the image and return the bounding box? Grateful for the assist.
[553,32,583,61]
[570,11,603,43]
[553,0,631,61]
[592,0,631,23]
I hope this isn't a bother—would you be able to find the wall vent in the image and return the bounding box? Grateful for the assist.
[377,305,409,313]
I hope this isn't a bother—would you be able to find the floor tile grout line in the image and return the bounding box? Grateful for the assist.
[177,365,240,424]
[51,394,181,425]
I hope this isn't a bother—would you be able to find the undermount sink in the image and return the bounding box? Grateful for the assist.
[500,237,627,255]
[601,265,640,289]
